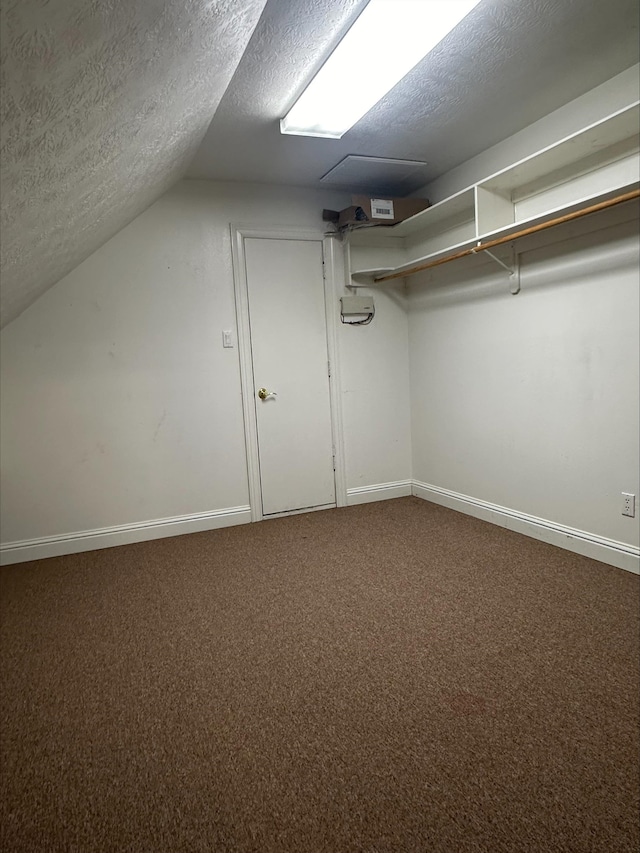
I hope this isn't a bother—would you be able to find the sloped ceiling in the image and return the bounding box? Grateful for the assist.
[188,0,640,190]
[2,0,638,329]
[0,0,267,327]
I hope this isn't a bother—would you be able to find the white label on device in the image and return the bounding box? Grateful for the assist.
[370,198,395,219]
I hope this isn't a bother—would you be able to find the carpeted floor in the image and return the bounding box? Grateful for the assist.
[1,497,638,853]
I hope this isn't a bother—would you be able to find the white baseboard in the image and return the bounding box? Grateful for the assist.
[4,484,637,574]
[0,505,252,566]
[412,481,639,574]
[347,480,413,506]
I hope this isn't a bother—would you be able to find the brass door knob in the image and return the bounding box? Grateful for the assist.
[258,388,277,400]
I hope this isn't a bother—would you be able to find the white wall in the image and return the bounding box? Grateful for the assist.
[339,278,412,496]
[406,68,640,556]
[0,180,412,549]
[409,202,639,549]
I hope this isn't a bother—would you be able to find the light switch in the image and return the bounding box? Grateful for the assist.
[222,330,234,348]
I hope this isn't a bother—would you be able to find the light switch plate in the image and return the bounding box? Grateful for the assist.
[222,330,234,348]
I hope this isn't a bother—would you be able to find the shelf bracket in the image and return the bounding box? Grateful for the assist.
[483,248,513,275]
[475,243,521,294]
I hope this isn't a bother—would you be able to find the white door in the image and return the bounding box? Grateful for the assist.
[244,237,336,516]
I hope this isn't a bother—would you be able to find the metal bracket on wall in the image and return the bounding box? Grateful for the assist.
[474,243,521,295]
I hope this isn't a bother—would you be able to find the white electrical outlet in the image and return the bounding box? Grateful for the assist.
[622,493,636,518]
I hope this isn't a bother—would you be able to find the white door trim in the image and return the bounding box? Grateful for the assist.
[321,234,348,510]
[230,224,347,522]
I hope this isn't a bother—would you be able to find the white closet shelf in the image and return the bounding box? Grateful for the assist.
[351,237,478,284]
[475,180,639,244]
[349,101,640,286]
[393,187,475,238]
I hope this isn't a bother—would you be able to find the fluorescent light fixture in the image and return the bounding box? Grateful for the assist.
[281,0,482,139]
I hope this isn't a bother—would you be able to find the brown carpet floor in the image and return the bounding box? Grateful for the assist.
[1,497,638,853]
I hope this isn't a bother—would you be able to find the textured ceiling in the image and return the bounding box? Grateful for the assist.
[188,0,640,189]
[0,0,267,327]
[2,0,638,328]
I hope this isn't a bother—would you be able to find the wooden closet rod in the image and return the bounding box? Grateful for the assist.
[373,187,640,283]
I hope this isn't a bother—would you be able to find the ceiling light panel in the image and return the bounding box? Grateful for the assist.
[280,0,482,139]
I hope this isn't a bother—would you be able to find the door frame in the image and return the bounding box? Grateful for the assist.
[230,224,347,522]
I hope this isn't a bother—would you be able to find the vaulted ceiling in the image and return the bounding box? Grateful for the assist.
[0,0,268,327]
[188,0,640,187]
[1,0,638,328]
